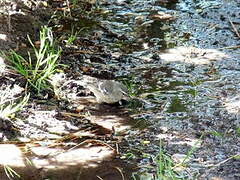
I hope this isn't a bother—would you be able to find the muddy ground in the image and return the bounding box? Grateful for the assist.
[0,0,240,180]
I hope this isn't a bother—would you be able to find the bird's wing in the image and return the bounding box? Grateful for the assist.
[117,82,128,95]
[98,81,113,95]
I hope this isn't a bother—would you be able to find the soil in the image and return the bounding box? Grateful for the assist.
[0,0,240,180]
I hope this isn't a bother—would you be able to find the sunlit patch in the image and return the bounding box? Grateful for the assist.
[157,133,174,140]
[143,43,149,49]
[56,146,113,165]
[157,133,201,147]
[224,95,240,114]
[170,138,201,147]
[25,110,79,139]
[49,72,66,87]
[89,114,132,133]
[0,56,6,74]
[0,143,115,178]
[30,145,114,169]
[159,46,228,65]
[0,33,7,41]
[172,153,189,164]
[209,177,225,180]
[0,144,25,166]
[49,72,67,99]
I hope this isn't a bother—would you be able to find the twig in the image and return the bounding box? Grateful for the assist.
[96,176,104,180]
[114,166,125,180]
[208,154,239,168]
[228,17,240,39]
[60,112,86,118]
[67,139,116,152]
[193,154,240,179]
[217,45,240,50]
[116,143,119,154]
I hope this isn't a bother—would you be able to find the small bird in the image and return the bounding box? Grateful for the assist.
[80,76,129,104]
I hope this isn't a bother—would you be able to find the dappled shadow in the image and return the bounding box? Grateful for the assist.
[117,45,240,179]
[0,0,48,51]
[0,73,136,179]
[1,0,240,179]
[0,143,134,180]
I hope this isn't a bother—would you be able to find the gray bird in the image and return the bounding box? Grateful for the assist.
[80,76,129,104]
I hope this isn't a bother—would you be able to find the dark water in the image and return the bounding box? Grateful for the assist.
[59,0,240,179]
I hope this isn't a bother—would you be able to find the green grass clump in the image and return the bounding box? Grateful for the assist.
[4,165,20,179]
[155,148,185,180]
[4,26,61,94]
[0,86,29,119]
[0,94,29,119]
[154,138,201,180]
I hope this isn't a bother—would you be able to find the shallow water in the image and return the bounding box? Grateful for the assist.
[93,0,240,179]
